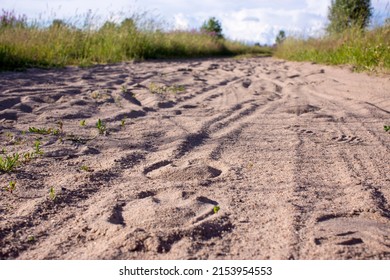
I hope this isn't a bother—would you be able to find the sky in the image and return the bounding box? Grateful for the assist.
[2,0,389,44]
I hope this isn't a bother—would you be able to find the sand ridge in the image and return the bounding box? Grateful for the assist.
[0,57,389,259]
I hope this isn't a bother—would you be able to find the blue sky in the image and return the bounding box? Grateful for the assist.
[2,0,389,44]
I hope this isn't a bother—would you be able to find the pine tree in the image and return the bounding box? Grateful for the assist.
[327,0,373,34]
[275,30,286,45]
[201,17,223,39]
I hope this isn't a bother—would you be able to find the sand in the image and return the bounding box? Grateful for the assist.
[0,57,389,260]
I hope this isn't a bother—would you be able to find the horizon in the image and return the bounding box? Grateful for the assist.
[2,0,389,44]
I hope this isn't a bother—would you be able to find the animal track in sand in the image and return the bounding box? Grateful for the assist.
[242,79,252,88]
[286,125,315,135]
[137,190,157,199]
[145,160,223,182]
[332,134,363,144]
[310,215,390,256]
[337,238,364,246]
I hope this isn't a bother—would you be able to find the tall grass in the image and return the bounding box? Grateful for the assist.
[274,25,390,73]
[0,10,271,70]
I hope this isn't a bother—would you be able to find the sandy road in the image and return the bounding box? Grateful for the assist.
[0,57,389,259]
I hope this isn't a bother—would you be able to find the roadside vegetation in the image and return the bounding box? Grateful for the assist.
[275,0,390,73]
[0,10,271,71]
[1,1,388,73]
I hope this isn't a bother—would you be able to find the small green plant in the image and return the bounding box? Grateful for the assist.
[120,117,126,128]
[27,236,35,242]
[385,125,390,132]
[57,120,64,134]
[80,165,90,172]
[148,82,161,94]
[213,205,221,214]
[80,120,86,126]
[121,85,128,93]
[96,119,107,135]
[29,127,59,135]
[0,153,19,172]
[49,187,56,201]
[5,181,16,193]
[23,152,33,162]
[1,147,6,154]
[91,91,101,99]
[34,140,43,155]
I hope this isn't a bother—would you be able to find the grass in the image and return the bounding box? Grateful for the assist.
[120,118,126,128]
[0,10,271,71]
[29,126,60,135]
[148,82,186,94]
[385,125,390,132]
[33,140,43,155]
[96,119,107,135]
[275,25,390,73]
[49,187,56,201]
[80,165,91,172]
[0,153,20,173]
[4,181,16,193]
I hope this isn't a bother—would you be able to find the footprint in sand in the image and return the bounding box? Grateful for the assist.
[144,159,223,183]
[242,79,252,88]
[332,134,362,144]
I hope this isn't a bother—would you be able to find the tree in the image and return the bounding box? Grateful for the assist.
[275,30,286,45]
[201,17,223,39]
[326,0,373,33]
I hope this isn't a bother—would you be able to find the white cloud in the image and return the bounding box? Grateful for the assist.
[305,0,330,16]
[173,13,191,30]
[172,7,328,44]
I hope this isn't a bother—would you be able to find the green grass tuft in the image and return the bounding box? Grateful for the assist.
[274,26,390,73]
[96,119,107,135]
[0,153,20,173]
